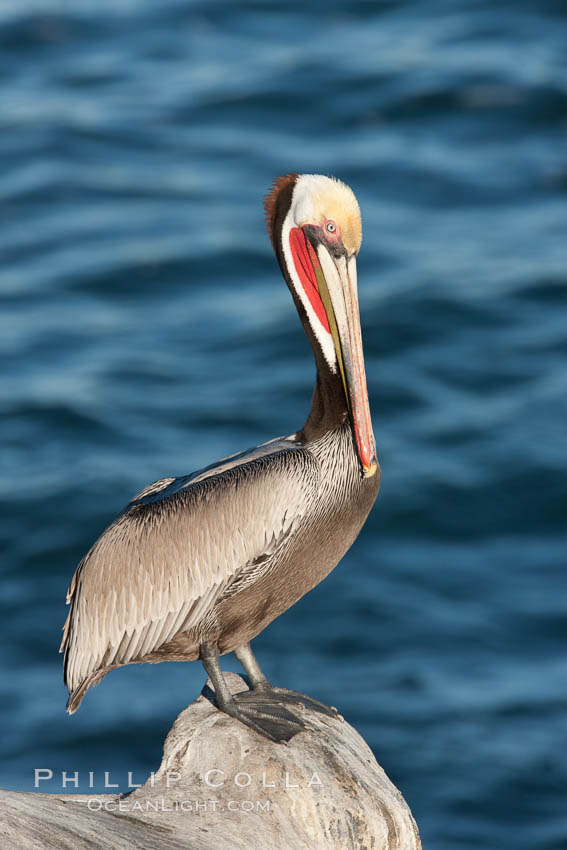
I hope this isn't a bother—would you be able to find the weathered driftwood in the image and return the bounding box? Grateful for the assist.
[1,673,421,850]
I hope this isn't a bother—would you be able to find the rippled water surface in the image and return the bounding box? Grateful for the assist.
[1,1,566,847]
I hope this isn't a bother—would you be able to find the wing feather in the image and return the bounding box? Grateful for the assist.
[61,446,318,697]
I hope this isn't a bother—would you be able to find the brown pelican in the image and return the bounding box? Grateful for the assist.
[61,173,380,741]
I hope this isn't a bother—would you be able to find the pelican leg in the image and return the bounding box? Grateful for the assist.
[234,642,271,690]
[200,642,238,712]
[235,643,339,719]
[200,642,303,743]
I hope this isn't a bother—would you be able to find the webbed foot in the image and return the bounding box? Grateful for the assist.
[223,688,305,742]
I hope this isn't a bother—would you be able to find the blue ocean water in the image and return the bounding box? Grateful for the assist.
[1,1,566,846]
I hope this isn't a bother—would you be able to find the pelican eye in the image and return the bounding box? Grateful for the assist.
[325,221,337,234]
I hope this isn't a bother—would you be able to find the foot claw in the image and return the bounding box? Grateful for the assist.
[271,688,339,718]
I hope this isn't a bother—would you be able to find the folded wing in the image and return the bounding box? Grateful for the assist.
[61,445,318,702]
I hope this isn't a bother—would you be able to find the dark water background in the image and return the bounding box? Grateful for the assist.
[1,1,566,847]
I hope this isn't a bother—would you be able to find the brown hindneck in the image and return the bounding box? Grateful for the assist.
[299,364,349,444]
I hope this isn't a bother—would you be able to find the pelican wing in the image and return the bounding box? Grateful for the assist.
[61,443,318,700]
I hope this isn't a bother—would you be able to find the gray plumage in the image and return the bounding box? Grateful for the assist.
[61,426,378,712]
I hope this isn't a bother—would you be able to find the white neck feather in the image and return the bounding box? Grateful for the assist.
[280,206,337,372]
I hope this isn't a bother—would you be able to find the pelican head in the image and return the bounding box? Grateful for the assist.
[265,173,377,478]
